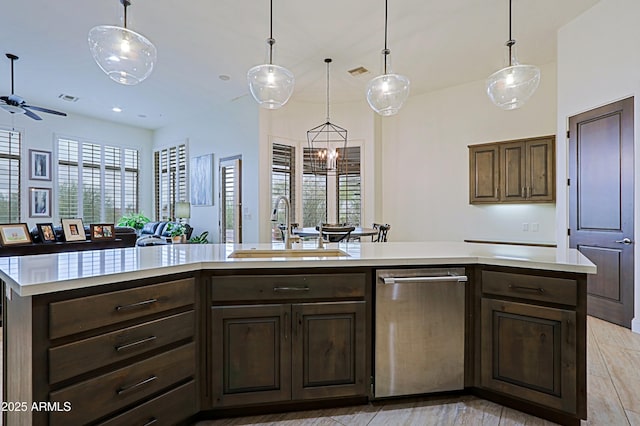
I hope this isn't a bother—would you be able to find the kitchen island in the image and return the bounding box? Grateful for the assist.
[0,242,595,425]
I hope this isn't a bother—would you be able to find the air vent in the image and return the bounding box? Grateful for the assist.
[348,66,370,77]
[58,94,79,102]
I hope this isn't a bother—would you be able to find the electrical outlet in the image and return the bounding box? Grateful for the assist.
[522,223,529,231]
[531,223,539,232]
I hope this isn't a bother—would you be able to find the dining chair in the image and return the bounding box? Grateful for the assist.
[277,223,298,241]
[317,225,355,243]
[372,223,391,242]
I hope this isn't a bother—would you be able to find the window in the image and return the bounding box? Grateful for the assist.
[0,128,21,222]
[57,137,140,223]
[154,143,187,221]
[270,141,361,236]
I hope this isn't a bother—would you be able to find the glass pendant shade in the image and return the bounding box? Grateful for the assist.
[247,63,295,109]
[366,72,410,116]
[486,49,540,110]
[88,25,156,85]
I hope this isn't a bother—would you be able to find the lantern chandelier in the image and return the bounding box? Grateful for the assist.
[88,0,157,85]
[486,0,540,110]
[366,0,410,116]
[247,0,295,109]
[307,58,347,175]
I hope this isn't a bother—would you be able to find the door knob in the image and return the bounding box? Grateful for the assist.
[615,238,633,245]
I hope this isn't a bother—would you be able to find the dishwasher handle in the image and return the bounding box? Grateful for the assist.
[382,275,468,285]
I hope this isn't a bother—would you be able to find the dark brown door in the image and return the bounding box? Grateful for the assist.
[569,97,634,328]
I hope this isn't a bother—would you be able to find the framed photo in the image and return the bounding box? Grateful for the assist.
[190,153,214,206]
[61,218,86,242]
[36,222,57,243]
[29,149,52,181]
[0,223,32,246]
[29,187,52,218]
[90,223,115,240]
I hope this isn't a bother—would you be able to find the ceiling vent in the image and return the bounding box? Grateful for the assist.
[348,66,370,77]
[58,93,79,102]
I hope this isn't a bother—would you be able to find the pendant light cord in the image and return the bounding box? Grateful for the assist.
[383,0,389,75]
[506,0,515,66]
[121,0,131,29]
[325,58,331,122]
[268,0,274,65]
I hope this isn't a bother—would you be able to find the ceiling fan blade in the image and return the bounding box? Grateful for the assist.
[23,104,67,117]
[22,108,43,120]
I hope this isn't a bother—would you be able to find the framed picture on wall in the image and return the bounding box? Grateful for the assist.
[61,218,86,242]
[190,154,214,206]
[29,149,52,181]
[29,187,52,218]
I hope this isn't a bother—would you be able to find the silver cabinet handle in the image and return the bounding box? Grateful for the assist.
[382,276,467,284]
[508,284,545,294]
[116,375,157,395]
[615,238,633,245]
[143,418,158,426]
[273,286,310,292]
[115,298,158,312]
[115,335,157,352]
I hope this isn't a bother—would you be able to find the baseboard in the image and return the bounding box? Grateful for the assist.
[632,317,640,334]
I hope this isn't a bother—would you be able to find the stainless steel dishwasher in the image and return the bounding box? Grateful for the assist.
[374,267,467,398]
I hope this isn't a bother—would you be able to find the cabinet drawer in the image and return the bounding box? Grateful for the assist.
[50,278,195,339]
[482,270,577,306]
[49,310,195,384]
[49,342,195,426]
[96,380,196,426]
[212,273,366,302]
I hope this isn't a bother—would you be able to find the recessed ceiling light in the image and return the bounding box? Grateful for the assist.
[137,114,147,118]
[112,107,122,113]
[219,75,230,81]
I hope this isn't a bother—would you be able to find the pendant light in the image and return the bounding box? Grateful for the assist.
[247,0,295,109]
[486,0,540,110]
[307,59,347,174]
[366,0,410,116]
[88,0,157,86]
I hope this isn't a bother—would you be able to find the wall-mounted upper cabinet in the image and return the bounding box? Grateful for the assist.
[469,135,555,204]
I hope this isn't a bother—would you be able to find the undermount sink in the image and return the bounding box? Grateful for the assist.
[228,248,350,258]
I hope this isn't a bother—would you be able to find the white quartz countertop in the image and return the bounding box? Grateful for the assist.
[0,241,596,297]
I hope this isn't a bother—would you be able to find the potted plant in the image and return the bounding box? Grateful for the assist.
[167,222,187,243]
[117,213,151,236]
[189,231,209,244]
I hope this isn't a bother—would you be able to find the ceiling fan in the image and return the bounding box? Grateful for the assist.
[0,53,67,121]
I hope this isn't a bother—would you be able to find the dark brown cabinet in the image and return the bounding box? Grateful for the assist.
[210,272,369,408]
[470,136,555,204]
[477,268,586,422]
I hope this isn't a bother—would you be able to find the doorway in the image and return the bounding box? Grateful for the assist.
[219,155,242,243]
[568,97,634,328]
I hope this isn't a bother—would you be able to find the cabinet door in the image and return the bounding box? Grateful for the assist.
[211,304,291,407]
[469,145,500,203]
[500,141,527,202]
[291,301,367,400]
[480,298,577,413]
[525,137,555,202]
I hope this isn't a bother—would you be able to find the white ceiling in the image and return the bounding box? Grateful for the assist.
[1,0,599,130]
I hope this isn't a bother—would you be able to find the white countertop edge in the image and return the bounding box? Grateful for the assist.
[1,242,596,297]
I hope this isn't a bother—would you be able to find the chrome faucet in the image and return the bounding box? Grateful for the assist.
[271,195,293,249]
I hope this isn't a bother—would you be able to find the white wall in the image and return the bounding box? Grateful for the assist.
[557,0,640,332]
[381,62,558,243]
[153,96,260,243]
[0,112,153,229]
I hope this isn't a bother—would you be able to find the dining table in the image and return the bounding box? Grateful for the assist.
[293,227,378,240]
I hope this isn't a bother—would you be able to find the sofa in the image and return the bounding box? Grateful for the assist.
[137,221,194,246]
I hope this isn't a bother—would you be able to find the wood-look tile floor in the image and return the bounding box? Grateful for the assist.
[198,317,640,426]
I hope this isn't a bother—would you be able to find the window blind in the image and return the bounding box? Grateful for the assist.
[0,128,21,222]
[154,143,187,220]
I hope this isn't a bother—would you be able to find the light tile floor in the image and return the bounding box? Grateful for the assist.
[0,316,638,425]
